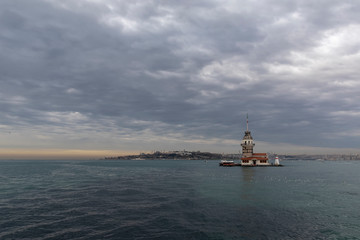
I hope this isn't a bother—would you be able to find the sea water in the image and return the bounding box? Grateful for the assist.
[0,160,359,239]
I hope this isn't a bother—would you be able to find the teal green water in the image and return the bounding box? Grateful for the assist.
[0,160,359,239]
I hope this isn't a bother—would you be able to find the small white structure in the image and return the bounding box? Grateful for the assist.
[274,156,280,166]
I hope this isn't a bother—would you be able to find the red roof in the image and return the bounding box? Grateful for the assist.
[241,157,268,161]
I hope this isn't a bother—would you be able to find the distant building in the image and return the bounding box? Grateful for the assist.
[240,116,270,166]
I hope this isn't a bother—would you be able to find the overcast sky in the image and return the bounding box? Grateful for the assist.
[1,0,360,158]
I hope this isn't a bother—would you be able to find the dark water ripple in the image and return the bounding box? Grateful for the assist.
[0,160,360,239]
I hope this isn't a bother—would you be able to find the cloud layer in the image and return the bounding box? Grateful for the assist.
[1,0,360,157]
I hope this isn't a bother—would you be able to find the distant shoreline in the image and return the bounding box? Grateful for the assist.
[104,151,360,161]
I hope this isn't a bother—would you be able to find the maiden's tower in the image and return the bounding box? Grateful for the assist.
[240,116,270,166]
[219,115,282,167]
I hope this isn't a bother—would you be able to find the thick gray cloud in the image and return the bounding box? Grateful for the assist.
[1,0,360,157]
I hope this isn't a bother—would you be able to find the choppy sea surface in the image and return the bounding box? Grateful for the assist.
[0,159,359,240]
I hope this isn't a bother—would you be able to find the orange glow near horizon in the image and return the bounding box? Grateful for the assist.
[0,148,138,160]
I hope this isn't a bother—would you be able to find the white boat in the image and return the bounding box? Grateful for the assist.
[219,159,235,166]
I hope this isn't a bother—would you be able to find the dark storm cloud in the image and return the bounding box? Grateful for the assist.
[1,0,360,152]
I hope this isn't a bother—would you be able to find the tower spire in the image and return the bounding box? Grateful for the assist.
[246,113,248,131]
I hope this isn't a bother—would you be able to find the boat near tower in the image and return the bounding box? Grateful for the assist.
[220,115,283,167]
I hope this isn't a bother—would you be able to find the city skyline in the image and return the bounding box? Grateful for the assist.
[1,0,360,159]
